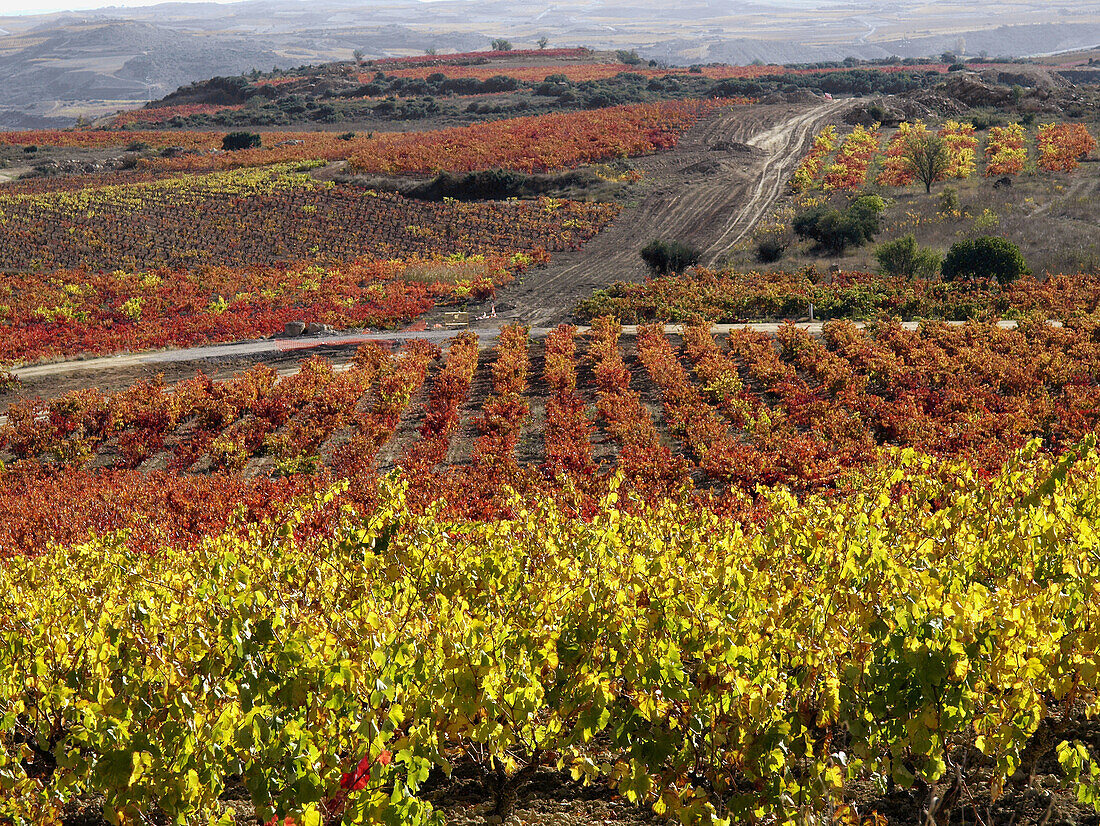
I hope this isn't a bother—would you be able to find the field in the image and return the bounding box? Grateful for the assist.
[1,100,731,175]
[0,163,619,364]
[4,56,1100,826]
[5,317,1100,544]
[718,115,1100,279]
[577,269,1100,323]
[0,165,618,272]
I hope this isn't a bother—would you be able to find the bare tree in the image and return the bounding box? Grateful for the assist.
[903,134,951,194]
[537,36,549,49]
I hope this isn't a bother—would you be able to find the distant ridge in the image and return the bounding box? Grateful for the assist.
[4,0,1100,128]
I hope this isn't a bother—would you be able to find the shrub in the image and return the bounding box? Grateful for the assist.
[221,131,262,151]
[793,195,884,255]
[756,237,787,263]
[419,168,528,200]
[481,75,520,93]
[937,186,959,216]
[941,236,1028,286]
[874,234,941,279]
[640,239,701,274]
[973,208,1000,233]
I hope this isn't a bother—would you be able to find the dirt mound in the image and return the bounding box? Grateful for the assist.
[937,72,1014,107]
[761,89,823,105]
[709,139,763,154]
[901,88,969,116]
[980,65,1069,93]
[843,96,932,126]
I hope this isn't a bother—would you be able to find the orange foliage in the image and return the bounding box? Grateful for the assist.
[347,100,730,174]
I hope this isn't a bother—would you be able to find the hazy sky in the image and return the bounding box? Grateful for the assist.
[1,0,231,14]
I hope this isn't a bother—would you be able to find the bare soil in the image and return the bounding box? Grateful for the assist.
[439,100,851,329]
[0,345,369,404]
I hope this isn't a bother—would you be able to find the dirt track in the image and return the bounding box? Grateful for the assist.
[457,99,850,328]
[2,102,850,399]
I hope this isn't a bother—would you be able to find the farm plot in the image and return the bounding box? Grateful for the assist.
[0,164,618,272]
[790,119,1097,192]
[5,317,1100,551]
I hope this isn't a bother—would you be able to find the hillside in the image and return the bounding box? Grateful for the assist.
[3,45,1100,826]
[7,0,1100,127]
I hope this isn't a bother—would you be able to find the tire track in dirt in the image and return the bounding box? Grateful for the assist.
[702,100,849,255]
[464,100,850,328]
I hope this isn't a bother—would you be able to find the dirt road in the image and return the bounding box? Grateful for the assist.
[4,101,851,397]
[8,319,1024,382]
[455,99,850,328]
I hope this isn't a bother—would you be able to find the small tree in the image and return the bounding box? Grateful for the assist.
[353,49,364,64]
[537,37,549,49]
[874,235,941,279]
[903,134,951,194]
[222,131,261,151]
[641,240,701,274]
[491,38,513,51]
[941,236,1028,286]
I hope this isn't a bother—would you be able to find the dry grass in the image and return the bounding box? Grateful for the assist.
[729,162,1100,278]
[398,258,497,285]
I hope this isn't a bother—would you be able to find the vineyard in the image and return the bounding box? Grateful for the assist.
[2,100,733,175]
[790,119,1097,193]
[346,100,728,175]
[5,52,1100,826]
[0,159,624,363]
[107,103,247,128]
[3,441,1100,825]
[0,256,536,364]
[6,317,1100,548]
[0,165,617,273]
[375,61,957,83]
[577,268,1100,323]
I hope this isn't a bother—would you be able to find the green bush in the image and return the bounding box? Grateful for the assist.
[640,239,701,274]
[941,236,1029,286]
[793,195,885,255]
[221,131,262,151]
[937,186,959,216]
[874,234,941,279]
[756,237,787,263]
